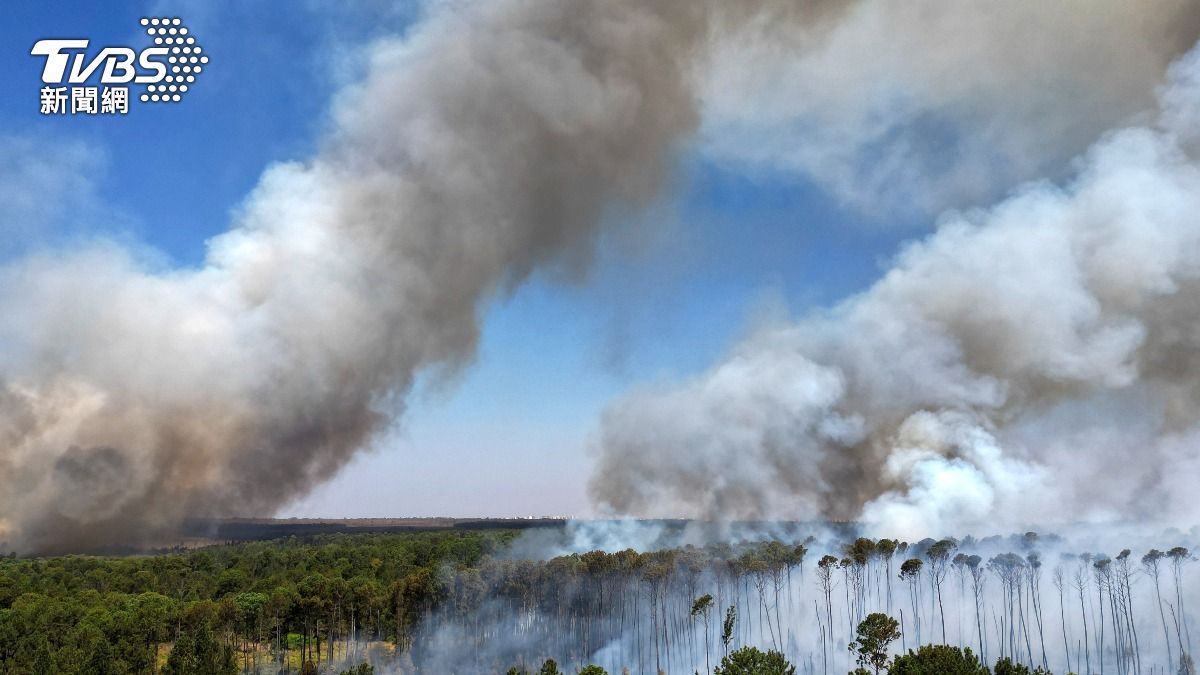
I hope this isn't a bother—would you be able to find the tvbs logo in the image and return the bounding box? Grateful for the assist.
[32,17,208,115]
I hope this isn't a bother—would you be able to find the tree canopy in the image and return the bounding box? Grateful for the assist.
[714,645,797,675]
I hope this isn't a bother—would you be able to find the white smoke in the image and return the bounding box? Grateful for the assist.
[1,0,1198,553]
[700,0,1200,215]
[591,40,1200,539]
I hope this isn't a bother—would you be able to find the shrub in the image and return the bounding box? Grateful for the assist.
[714,646,797,675]
[993,657,1051,675]
[888,645,989,675]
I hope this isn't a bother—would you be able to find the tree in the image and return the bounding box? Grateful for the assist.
[722,604,737,656]
[992,656,1051,674]
[849,613,901,674]
[1072,554,1092,675]
[233,590,267,672]
[1026,553,1049,672]
[888,645,989,675]
[1051,563,1070,675]
[1093,556,1109,675]
[339,664,375,675]
[162,620,237,675]
[845,539,877,628]
[926,540,957,643]
[1146,549,1175,669]
[965,554,986,662]
[1169,546,1193,659]
[877,540,899,614]
[578,666,608,675]
[899,559,924,646]
[988,553,1026,663]
[818,554,839,668]
[1114,549,1141,674]
[58,621,113,675]
[163,631,197,675]
[537,657,562,675]
[18,635,57,675]
[693,593,714,674]
[713,646,796,675]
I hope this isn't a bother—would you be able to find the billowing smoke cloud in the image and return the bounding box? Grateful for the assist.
[591,44,1200,540]
[700,0,1200,215]
[2,0,1198,553]
[0,0,717,553]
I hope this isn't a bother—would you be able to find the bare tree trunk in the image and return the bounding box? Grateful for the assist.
[1176,560,1194,658]
[1055,574,1070,675]
[1078,578,1092,675]
[1018,579,1033,666]
[1098,576,1106,675]
[1155,573,1174,670]
[1123,568,1141,675]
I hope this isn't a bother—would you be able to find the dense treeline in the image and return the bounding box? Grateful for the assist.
[0,529,1196,674]
[0,530,511,673]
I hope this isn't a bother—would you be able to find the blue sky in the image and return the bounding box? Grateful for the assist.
[0,1,923,517]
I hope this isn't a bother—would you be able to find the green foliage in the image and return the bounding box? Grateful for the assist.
[162,620,236,675]
[713,646,797,675]
[899,558,923,579]
[992,657,1051,674]
[538,657,562,674]
[927,540,957,562]
[578,666,608,675]
[850,613,901,674]
[3,531,1159,675]
[691,593,713,617]
[339,664,375,675]
[722,605,737,650]
[22,635,56,675]
[0,530,513,674]
[888,645,989,675]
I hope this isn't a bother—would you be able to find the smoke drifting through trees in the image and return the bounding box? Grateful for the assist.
[259,529,1200,673]
[411,530,1199,674]
[5,525,1200,674]
[591,42,1200,540]
[1,0,1198,555]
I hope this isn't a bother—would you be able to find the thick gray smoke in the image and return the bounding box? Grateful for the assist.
[1,0,1197,553]
[0,0,713,553]
[590,44,1200,540]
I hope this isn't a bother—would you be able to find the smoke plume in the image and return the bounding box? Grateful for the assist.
[2,0,1198,552]
[700,0,1200,214]
[0,0,716,553]
[591,44,1200,540]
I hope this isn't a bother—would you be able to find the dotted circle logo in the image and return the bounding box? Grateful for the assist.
[137,17,208,103]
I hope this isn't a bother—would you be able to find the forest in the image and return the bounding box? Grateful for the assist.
[0,527,1196,674]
